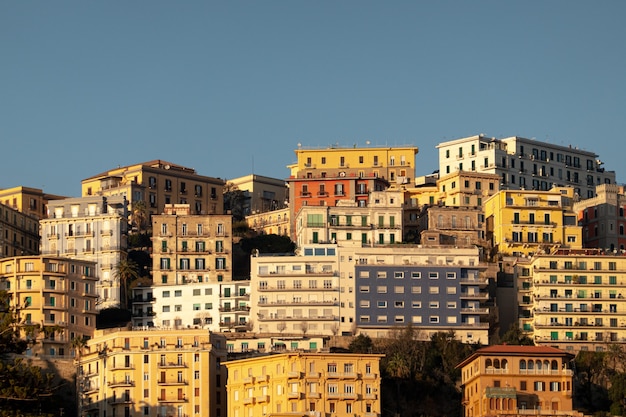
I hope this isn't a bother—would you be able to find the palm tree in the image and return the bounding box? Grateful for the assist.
[131,200,149,233]
[113,259,140,309]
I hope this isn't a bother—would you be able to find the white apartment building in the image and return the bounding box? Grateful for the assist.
[295,190,405,248]
[250,244,345,336]
[437,134,615,199]
[39,195,128,309]
[132,280,250,331]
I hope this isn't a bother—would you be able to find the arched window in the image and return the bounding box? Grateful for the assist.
[520,359,527,370]
[527,361,534,370]
[551,360,558,370]
[501,359,508,370]
[536,360,542,370]
[485,359,493,368]
[543,360,550,370]
[494,359,500,369]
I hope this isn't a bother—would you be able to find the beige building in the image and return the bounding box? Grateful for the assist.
[437,171,501,208]
[516,249,626,352]
[228,174,288,215]
[133,205,243,331]
[0,256,98,358]
[225,352,383,417]
[457,345,579,417]
[0,185,66,220]
[40,195,129,309]
[246,207,291,236]
[77,328,227,417]
[418,205,487,248]
[81,160,225,218]
[0,201,40,258]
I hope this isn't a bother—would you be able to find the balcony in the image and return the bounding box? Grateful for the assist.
[158,362,187,368]
[157,396,188,403]
[108,379,134,388]
[157,379,188,386]
[108,397,133,405]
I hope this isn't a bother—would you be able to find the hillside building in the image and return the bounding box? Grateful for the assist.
[81,160,225,218]
[77,329,227,417]
[0,201,40,258]
[225,352,383,417]
[0,256,98,358]
[457,345,578,417]
[437,134,615,199]
[573,183,626,251]
[39,195,128,309]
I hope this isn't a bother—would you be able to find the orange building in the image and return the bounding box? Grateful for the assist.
[457,345,581,417]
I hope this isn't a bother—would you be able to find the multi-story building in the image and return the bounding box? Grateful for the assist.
[0,256,98,358]
[245,207,290,236]
[77,329,227,417]
[351,246,491,343]
[573,183,626,251]
[0,201,40,258]
[227,174,288,215]
[516,249,626,352]
[417,205,487,248]
[250,244,343,336]
[0,185,66,220]
[132,204,243,330]
[81,160,225,218]
[457,345,579,417]
[223,333,327,355]
[39,196,128,309]
[484,187,582,257]
[437,134,615,199]
[287,145,418,238]
[437,171,501,208]
[294,190,404,248]
[225,352,383,417]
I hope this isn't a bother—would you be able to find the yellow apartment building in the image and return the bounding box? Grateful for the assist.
[81,160,225,218]
[0,256,98,358]
[226,352,383,417]
[0,185,66,220]
[77,329,227,417]
[289,145,418,184]
[457,345,580,417]
[484,188,582,257]
[516,249,626,352]
[0,201,40,258]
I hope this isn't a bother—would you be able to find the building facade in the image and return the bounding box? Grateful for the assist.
[0,201,40,258]
[516,250,626,352]
[245,207,291,236]
[0,186,66,220]
[351,246,490,343]
[228,174,288,216]
[484,188,582,257]
[225,352,383,417]
[39,195,129,309]
[457,345,578,417]
[131,205,240,330]
[77,329,227,417]
[81,160,225,218]
[437,134,615,199]
[250,244,343,336]
[418,205,487,248]
[0,256,98,358]
[294,190,405,248]
[573,183,626,251]
[287,145,418,238]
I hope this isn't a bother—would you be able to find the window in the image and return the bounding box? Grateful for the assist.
[429,272,438,279]
[411,272,421,279]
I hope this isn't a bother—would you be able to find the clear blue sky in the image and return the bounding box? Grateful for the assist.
[2,1,625,197]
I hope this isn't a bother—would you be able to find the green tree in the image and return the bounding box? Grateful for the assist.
[348,334,374,354]
[113,258,140,309]
[609,372,626,416]
[223,182,248,221]
[130,200,149,233]
[500,323,534,345]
